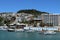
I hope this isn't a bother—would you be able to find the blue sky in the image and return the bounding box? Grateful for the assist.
[0,0,60,14]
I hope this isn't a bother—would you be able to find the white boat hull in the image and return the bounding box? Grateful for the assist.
[15,29,24,32]
[44,31,56,35]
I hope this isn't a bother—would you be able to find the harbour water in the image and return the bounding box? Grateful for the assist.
[0,31,60,40]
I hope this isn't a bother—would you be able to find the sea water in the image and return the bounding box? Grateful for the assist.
[0,31,60,40]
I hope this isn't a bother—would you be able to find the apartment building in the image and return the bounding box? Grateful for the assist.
[41,14,60,26]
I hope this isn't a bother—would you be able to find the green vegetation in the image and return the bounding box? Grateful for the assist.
[17,9,49,15]
[0,17,4,26]
[21,21,29,24]
[4,16,16,25]
[0,9,49,26]
[39,22,45,27]
[39,22,53,27]
[45,23,53,27]
[0,17,3,22]
[4,19,10,25]
[17,9,49,26]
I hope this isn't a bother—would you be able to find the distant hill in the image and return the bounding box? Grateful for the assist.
[0,12,13,14]
[17,9,49,15]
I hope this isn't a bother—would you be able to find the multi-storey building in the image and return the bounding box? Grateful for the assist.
[41,14,60,26]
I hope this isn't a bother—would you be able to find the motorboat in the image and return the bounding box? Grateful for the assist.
[15,29,24,32]
[26,29,35,32]
[39,29,56,35]
[7,29,15,32]
[25,27,35,32]
[44,30,56,35]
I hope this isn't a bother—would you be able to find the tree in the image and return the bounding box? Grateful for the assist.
[11,16,16,20]
[0,17,4,26]
[0,17,3,22]
[45,23,53,27]
[4,19,10,25]
[40,22,45,27]
[17,9,49,16]
[4,16,16,25]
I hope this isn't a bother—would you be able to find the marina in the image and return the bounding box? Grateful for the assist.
[0,0,60,40]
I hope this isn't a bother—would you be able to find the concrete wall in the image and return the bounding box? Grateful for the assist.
[41,14,59,26]
[58,15,60,26]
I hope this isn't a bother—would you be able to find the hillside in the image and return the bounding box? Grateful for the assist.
[17,9,49,15]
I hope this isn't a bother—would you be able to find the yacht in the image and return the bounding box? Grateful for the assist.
[26,29,35,32]
[15,29,24,32]
[7,28,15,32]
[44,30,56,35]
[39,29,56,35]
[25,27,35,32]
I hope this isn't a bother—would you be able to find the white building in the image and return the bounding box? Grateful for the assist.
[41,14,60,26]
